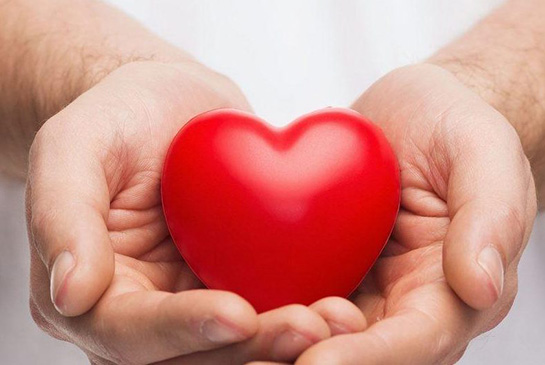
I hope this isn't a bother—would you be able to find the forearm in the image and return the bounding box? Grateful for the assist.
[0,0,191,177]
[429,0,545,203]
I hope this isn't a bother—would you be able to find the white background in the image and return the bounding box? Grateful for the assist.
[1,0,544,363]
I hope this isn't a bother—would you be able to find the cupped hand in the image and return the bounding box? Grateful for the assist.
[292,64,537,364]
[26,61,351,364]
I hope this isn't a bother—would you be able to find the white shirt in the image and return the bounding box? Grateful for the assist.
[2,1,544,363]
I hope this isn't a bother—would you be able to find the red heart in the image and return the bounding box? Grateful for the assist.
[161,108,400,312]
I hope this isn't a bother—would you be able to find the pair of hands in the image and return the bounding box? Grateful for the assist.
[27,61,536,364]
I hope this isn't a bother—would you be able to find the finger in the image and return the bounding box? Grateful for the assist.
[85,289,258,364]
[296,283,476,365]
[159,304,331,364]
[309,297,367,335]
[27,121,114,316]
[443,120,537,309]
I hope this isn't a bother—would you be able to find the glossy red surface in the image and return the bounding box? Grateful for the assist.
[161,108,400,312]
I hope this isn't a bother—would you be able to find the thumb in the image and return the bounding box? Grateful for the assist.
[27,123,114,317]
[443,121,537,310]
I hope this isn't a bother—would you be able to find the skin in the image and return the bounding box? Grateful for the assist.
[0,0,544,364]
[2,0,365,363]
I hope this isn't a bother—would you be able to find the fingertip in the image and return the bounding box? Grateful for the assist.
[50,217,115,317]
[53,243,115,316]
[443,245,502,311]
[282,304,332,341]
[31,191,114,317]
[50,250,76,315]
[269,305,331,362]
[443,204,509,311]
[206,291,259,340]
[310,297,367,335]
[475,245,504,306]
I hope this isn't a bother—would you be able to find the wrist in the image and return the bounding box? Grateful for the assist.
[0,0,197,178]
[6,1,195,127]
[29,52,192,127]
[428,56,545,203]
[425,0,545,196]
[426,57,545,157]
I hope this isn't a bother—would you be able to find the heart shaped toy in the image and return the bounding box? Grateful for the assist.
[162,108,400,312]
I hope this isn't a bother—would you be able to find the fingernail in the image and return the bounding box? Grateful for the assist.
[50,250,76,314]
[477,245,504,300]
[201,318,246,343]
[271,330,314,361]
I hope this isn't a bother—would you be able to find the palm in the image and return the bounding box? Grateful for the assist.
[101,159,203,306]
[91,73,237,306]
[352,88,465,322]
[88,61,252,305]
[349,163,471,361]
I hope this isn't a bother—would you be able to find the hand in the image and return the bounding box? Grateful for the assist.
[26,61,341,364]
[293,64,537,364]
